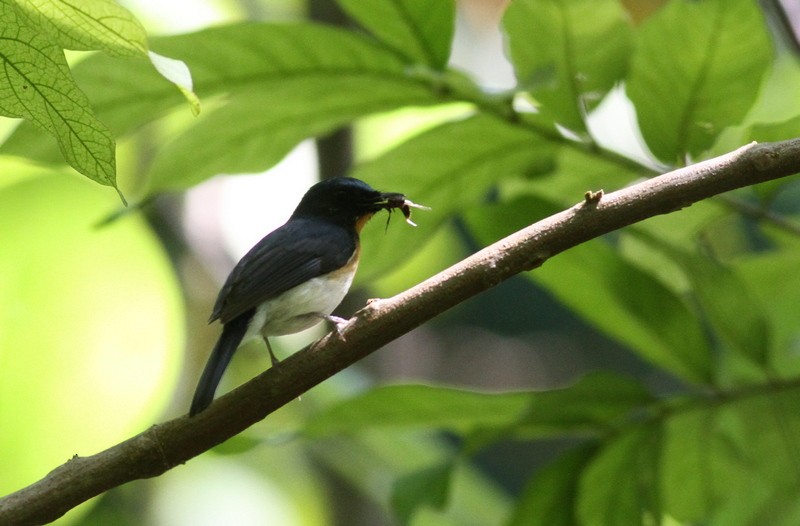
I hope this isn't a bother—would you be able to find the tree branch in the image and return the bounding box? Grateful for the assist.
[3,139,800,525]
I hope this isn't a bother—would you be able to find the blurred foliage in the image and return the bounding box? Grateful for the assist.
[3,0,800,525]
[0,168,184,521]
[0,0,197,194]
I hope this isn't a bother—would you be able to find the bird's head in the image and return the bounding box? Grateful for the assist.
[292,177,426,231]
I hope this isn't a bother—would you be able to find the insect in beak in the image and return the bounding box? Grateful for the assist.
[379,193,431,230]
[398,199,430,227]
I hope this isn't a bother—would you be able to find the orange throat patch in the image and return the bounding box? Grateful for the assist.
[355,212,376,233]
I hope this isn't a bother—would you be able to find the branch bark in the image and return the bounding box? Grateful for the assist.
[3,139,800,525]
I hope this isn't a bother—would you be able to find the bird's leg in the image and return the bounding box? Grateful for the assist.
[264,337,280,366]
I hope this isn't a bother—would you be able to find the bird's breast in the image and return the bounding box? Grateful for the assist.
[248,246,360,338]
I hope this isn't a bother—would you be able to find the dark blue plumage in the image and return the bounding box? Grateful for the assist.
[189,177,408,416]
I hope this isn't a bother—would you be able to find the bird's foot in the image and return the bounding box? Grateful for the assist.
[269,352,280,367]
[323,314,349,340]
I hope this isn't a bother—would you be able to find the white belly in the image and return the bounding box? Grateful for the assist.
[244,270,355,339]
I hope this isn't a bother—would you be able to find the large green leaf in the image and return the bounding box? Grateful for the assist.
[336,0,455,69]
[577,424,660,526]
[14,0,148,57]
[508,444,597,526]
[147,76,435,192]
[503,0,632,133]
[309,432,511,526]
[304,372,652,440]
[661,387,800,526]
[628,231,773,380]
[502,142,648,207]
[536,240,712,383]
[354,113,555,282]
[0,2,197,192]
[746,54,800,132]
[303,384,531,437]
[17,0,197,110]
[513,372,654,437]
[145,21,456,192]
[465,196,713,384]
[391,461,454,525]
[743,55,800,144]
[626,0,772,163]
[736,251,800,377]
[618,201,727,296]
[0,2,116,188]
[750,115,800,144]
[710,54,800,155]
[0,51,184,164]
[2,22,445,192]
[681,254,771,375]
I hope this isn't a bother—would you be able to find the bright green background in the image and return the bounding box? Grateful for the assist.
[0,169,183,504]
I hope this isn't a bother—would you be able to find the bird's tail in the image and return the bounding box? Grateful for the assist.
[189,311,252,416]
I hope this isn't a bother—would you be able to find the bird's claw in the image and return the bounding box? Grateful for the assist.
[324,314,349,340]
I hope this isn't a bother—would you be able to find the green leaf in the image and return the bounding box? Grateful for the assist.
[0,3,116,188]
[9,23,424,175]
[355,114,555,282]
[305,373,652,441]
[503,142,647,207]
[619,201,728,294]
[309,432,511,526]
[660,407,724,523]
[503,0,632,133]
[577,424,660,526]
[536,241,712,383]
[147,72,436,192]
[750,115,800,143]
[303,384,531,437]
[465,197,713,384]
[0,50,184,164]
[514,372,654,437]
[661,388,800,525]
[14,0,197,113]
[684,254,771,372]
[144,20,445,192]
[736,251,800,377]
[508,444,597,526]
[391,462,454,525]
[2,22,444,191]
[746,54,800,129]
[336,0,455,69]
[14,0,149,57]
[714,54,800,148]
[626,0,772,163]
[629,231,772,377]
[462,372,652,457]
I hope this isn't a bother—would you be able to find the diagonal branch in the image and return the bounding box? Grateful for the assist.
[3,139,800,525]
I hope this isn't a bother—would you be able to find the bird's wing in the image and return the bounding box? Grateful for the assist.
[210,218,356,324]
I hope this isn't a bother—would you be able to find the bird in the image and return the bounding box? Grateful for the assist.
[189,177,420,416]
